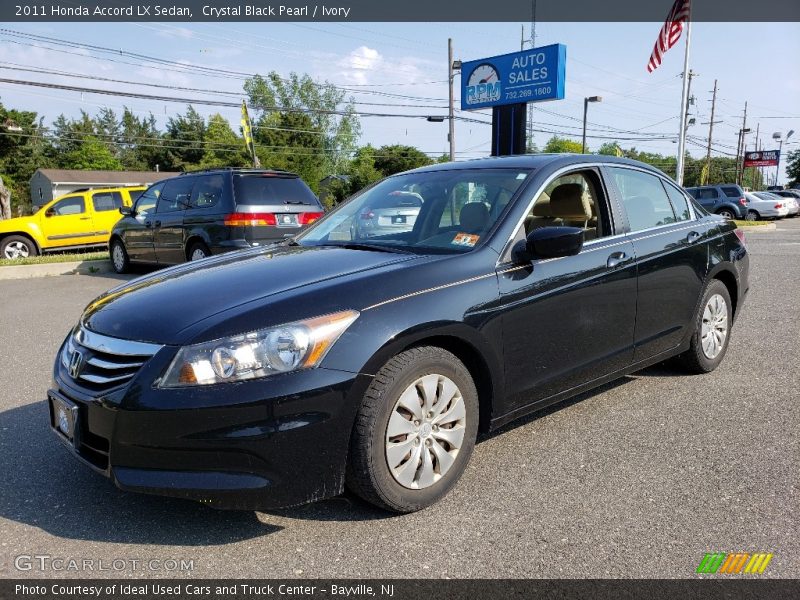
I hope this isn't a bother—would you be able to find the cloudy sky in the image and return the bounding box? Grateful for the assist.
[0,21,798,182]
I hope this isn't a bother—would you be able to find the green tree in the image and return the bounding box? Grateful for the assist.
[199,114,249,169]
[542,136,584,153]
[372,144,432,176]
[119,108,168,171]
[598,141,623,157]
[163,106,207,169]
[61,136,123,170]
[785,149,800,187]
[245,71,361,181]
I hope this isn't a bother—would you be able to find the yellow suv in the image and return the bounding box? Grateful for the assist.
[0,186,145,259]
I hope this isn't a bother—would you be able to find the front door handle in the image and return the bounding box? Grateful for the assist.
[78,216,90,220]
[144,220,152,228]
[607,251,633,268]
[154,220,162,228]
[687,231,701,243]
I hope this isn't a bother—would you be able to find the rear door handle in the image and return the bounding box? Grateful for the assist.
[687,231,701,243]
[144,220,153,228]
[607,251,633,268]
[154,220,162,228]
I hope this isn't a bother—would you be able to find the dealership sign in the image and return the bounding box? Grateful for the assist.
[743,150,780,167]
[460,44,566,111]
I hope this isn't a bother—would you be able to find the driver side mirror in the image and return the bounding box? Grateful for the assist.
[512,226,584,263]
[119,206,133,216]
[45,208,55,217]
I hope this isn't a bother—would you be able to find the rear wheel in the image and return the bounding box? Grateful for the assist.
[717,208,735,220]
[1,235,38,259]
[110,238,130,274]
[677,279,732,374]
[346,346,479,513]
[188,241,210,262]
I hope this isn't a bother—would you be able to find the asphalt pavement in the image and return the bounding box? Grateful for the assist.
[0,220,797,579]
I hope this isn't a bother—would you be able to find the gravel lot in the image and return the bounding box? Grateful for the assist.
[1,220,797,579]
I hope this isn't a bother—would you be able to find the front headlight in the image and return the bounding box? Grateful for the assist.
[158,310,359,388]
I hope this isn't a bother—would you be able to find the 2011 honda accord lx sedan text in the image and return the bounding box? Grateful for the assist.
[49,155,749,513]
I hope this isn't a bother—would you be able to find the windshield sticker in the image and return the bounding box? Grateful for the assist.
[452,233,479,247]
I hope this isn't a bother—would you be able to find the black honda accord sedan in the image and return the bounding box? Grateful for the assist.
[49,154,749,513]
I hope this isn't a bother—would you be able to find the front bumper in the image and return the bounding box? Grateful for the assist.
[50,344,369,509]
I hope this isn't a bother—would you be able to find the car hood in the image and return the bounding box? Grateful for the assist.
[81,245,418,344]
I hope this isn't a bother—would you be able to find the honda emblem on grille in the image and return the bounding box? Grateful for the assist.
[69,349,84,379]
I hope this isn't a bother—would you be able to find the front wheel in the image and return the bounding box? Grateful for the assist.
[346,346,479,513]
[110,238,130,274]
[676,279,733,374]
[1,235,38,260]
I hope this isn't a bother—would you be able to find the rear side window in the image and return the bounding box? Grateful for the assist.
[190,174,225,209]
[721,186,742,198]
[233,174,319,207]
[158,177,193,213]
[661,181,692,221]
[92,191,124,212]
[698,188,719,200]
[609,167,677,232]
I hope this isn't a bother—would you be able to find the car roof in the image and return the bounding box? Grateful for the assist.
[400,153,670,178]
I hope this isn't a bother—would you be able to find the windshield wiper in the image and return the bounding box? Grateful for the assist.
[317,242,413,254]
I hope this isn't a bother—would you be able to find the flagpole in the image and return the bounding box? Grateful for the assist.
[675,17,692,186]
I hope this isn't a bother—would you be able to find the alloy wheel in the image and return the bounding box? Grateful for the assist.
[3,241,30,259]
[701,293,728,359]
[191,248,208,261]
[719,210,734,219]
[112,244,125,270]
[385,373,467,490]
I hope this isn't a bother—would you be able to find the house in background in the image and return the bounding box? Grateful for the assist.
[29,169,179,209]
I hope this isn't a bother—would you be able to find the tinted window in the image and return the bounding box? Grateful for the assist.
[721,186,742,198]
[698,188,719,200]
[157,177,193,213]
[135,182,164,216]
[609,167,677,232]
[50,196,85,216]
[92,191,124,212]
[661,181,692,221]
[233,174,319,207]
[190,174,225,209]
[686,188,700,199]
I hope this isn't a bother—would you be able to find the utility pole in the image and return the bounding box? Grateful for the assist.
[448,38,455,162]
[683,70,698,136]
[735,102,748,185]
[749,122,759,189]
[703,79,718,185]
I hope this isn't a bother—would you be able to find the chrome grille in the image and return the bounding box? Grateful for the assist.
[61,326,163,390]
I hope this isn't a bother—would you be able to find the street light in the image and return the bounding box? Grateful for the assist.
[773,130,794,187]
[582,96,602,154]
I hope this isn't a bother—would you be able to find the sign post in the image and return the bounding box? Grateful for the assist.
[460,43,566,156]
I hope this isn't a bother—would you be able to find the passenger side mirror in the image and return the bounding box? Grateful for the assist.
[512,226,584,263]
[119,206,133,216]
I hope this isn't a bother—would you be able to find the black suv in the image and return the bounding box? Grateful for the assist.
[109,168,323,273]
[684,184,748,219]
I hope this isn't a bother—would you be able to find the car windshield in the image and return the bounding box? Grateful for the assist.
[297,168,531,254]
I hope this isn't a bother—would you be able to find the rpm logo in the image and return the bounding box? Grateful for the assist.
[465,62,501,106]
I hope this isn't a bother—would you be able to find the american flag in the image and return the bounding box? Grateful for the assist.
[647,0,691,73]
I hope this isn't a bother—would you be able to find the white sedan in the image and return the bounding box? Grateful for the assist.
[744,192,789,220]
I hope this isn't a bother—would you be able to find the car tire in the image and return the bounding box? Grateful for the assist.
[1,235,38,260]
[188,241,211,262]
[716,209,735,220]
[110,238,130,274]
[746,210,759,221]
[676,279,733,374]
[346,346,479,513]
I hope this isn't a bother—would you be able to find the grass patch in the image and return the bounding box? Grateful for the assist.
[0,251,108,267]
[732,220,773,227]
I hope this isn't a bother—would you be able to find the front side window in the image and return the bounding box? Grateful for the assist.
[92,191,124,212]
[50,196,85,216]
[609,167,677,232]
[521,170,609,242]
[134,182,164,216]
[298,169,531,254]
